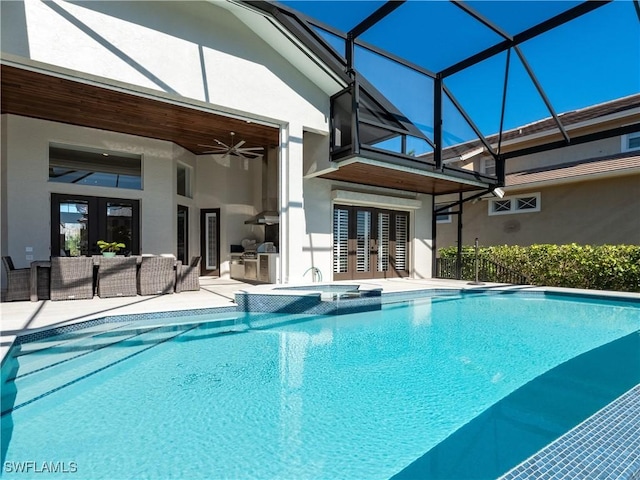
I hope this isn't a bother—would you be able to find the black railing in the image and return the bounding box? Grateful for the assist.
[436,255,529,285]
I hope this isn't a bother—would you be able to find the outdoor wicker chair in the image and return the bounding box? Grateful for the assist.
[35,265,50,300]
[2,256,30,301]
[50,257,94,301]
[97,256,138,298]
[137,256,176,295]
[176,256,201,293]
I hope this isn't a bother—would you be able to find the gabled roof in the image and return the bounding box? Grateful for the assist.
[495,93,640,146]
[423,93,640,164]
[505,151,640,189]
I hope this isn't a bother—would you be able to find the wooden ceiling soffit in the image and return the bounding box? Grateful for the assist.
[319,162,486,195]
[0,65,279,154]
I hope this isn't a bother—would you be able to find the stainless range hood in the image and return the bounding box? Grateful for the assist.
[245,147,279,225]
[244,210,279,225]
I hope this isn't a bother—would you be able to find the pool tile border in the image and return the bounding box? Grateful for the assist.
[12,306,238,345]
[499,384,640,480]
[10,287,639,346]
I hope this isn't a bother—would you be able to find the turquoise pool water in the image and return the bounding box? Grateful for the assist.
[2,292,639,479]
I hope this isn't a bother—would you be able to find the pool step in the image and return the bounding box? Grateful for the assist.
[1,324,196,416]
[9,322,140,378]
[15,321,134,356]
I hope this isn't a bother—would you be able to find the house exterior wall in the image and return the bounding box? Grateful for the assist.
[502,137,622,173]
[435,174,640,248]
[453,135,624,174]
[1,1,437,285]
[301,178,434,281]
[1,0,329,130]
[1,114,170,263]
[0,114,263,275]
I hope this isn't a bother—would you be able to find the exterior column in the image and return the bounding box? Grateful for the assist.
[279,123,305,284]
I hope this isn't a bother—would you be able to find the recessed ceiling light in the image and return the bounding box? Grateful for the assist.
[102,153,109,156]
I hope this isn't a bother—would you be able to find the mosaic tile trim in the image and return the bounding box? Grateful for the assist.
[235,292,381,315]
[13,306,238,345]
[11,287,638,347]
[499,385,640,480]
[382,287,640,307]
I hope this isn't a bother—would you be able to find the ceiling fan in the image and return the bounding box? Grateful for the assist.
[198,132,264,159]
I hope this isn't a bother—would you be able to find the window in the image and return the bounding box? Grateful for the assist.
[177,163,192,198]
[481,158,496,176]
[435,205,452,223]
[49,145,142,190]
[488,193,540,216]
[622,132,640,152]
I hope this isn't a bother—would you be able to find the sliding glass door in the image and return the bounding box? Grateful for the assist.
[333,205,409,280]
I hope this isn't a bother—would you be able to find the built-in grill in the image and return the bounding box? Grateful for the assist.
[240,242,258,280]
[241,251,257,260]
[231,241,278,283]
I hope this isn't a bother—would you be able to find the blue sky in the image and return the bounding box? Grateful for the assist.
[281,1,640,143]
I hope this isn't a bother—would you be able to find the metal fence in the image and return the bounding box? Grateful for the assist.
[436,255,529,285]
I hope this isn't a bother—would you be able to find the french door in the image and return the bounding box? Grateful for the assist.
[51,193,140,256]
[333,205,409,280]
[200,208,220,276]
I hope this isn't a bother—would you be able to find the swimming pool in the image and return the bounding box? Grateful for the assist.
[1,291,639,479]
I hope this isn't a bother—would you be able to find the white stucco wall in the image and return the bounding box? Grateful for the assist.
[1,1,438,285]
[195,151,263,278]
[413,194,433,279]
[1,115,184,266]
[301,178,434,281]
[1,0,330,133]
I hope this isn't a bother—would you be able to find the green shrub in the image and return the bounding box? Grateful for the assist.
[439,244,640,292]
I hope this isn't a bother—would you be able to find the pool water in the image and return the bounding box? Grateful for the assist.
[2,293,639,479]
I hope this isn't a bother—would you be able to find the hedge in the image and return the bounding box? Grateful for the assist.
[439,244,640,292]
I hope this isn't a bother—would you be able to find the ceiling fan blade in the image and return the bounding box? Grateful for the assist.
[240,151,263,158]
[233,140,246,149]
[198,143,230,150]
[238,147,264,151]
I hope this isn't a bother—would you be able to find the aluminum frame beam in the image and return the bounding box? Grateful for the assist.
[440,1,611,78]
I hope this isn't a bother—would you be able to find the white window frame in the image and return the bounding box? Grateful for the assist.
[488,192,541,216]
[435,205,452,223]
[622,132,640,152]
[481,157,496,176]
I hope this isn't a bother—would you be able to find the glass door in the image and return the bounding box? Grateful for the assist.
[333,205,410,280]
[199,208,220,276]
[103,200,134,251]
[57,200,89,256]
[51,194,140,256]
[353,208,374,280]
